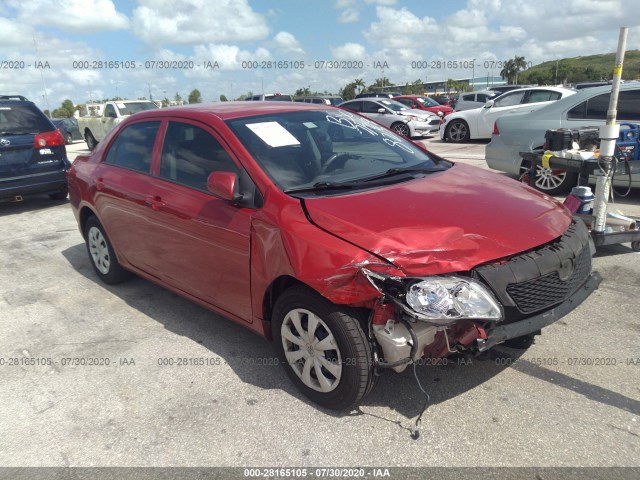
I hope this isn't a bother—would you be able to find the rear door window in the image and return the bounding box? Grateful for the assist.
[103,121,160,173]
[525,90,562,103]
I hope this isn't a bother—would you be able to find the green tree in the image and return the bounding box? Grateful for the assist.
[219,94,228,102]
[51,99,76,118]
[402,79,425,95]
[174,92,183,104]
[188,89,202,104]
[353,78,366,94]
[161,97,171,107]
[513,56,527,84]
[500,59,517,84]
[340,82,357,100]
[366,77,394,92]
[294,87,311,97]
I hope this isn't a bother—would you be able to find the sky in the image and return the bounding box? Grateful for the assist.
[1,0,640,112]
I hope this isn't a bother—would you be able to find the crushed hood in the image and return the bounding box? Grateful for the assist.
[302,163,572,276]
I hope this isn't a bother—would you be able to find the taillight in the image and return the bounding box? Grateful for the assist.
[34,130,65,147]
[492,122,500,136]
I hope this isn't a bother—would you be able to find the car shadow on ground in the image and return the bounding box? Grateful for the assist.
[0,194,68,217]
[61,242,640,431]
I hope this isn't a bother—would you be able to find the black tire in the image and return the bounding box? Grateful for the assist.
[391,122,411,137]
[84,216,131,284]
[49,185,68,200]
[445,120,470,143]
[65,133,73,145]
[532,164,578,195]
[272,285,375,410]
[85,131,98,151]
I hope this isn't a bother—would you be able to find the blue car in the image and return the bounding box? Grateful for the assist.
[0,95,70,201]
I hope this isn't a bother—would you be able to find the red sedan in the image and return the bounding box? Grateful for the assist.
[67,102,600,409]
[395,95,454,118]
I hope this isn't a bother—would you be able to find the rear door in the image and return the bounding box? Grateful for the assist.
[92,120,162,271]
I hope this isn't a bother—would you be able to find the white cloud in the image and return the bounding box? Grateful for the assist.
[132,0,269,45]
[193,44,271,71]
[8,0,129,33]
[338,8,359,23]
[364,7,439,49]
[331,43,366,60]
[273,32,304,55]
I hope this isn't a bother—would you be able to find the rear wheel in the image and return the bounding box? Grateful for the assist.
[445,120,470,143]
[64,132,73,145]
[84,216,131,284]
[272,285,375,410]
[391,122,410,137]
[85,131,98,151]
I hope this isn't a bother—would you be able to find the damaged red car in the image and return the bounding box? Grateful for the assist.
[67,102,601,409]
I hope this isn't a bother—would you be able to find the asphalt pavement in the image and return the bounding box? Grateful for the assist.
[0,139,638,474]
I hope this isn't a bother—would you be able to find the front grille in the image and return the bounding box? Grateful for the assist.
[474,220,593,320]
[505,246,591,313]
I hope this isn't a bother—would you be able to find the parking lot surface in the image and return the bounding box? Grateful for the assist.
[0,139,639,469]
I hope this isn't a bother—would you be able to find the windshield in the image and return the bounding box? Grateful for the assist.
[118,102,159,115]
[378,99,408,112]
[417,96,440,107]
[226,109,446,192]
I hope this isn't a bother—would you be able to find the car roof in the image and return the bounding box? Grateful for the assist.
[491,86,575,95]
[118,100,334,121]
[514,83,640,119]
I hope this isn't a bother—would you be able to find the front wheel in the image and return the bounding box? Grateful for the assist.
[445,120,470,143]
[391,122,411,137]
[272,285,375,410]
[84,216,131,284]
[533,165,578,195]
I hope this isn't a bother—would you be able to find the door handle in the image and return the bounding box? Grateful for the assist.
[144,195,165,211]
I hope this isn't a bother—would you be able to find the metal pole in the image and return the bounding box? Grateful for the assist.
[592,27,627,233]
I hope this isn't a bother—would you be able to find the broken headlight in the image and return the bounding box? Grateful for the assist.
[363,269,503,324]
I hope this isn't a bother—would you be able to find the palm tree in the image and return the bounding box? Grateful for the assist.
[513,56,527,84]
[500,59,516,84]
[353,78,366,94]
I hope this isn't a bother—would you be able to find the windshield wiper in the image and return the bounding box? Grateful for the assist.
[284,181,357,194]
[357,165,447,183]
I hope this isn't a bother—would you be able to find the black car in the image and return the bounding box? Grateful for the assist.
[0,95,69,201]
[52,118,82,145]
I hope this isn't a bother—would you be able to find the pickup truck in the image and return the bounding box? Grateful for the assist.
[77,100,159,150]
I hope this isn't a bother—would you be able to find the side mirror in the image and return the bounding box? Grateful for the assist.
[377,108,387,114]
[483,100,494,109]
[207,171,243,203]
